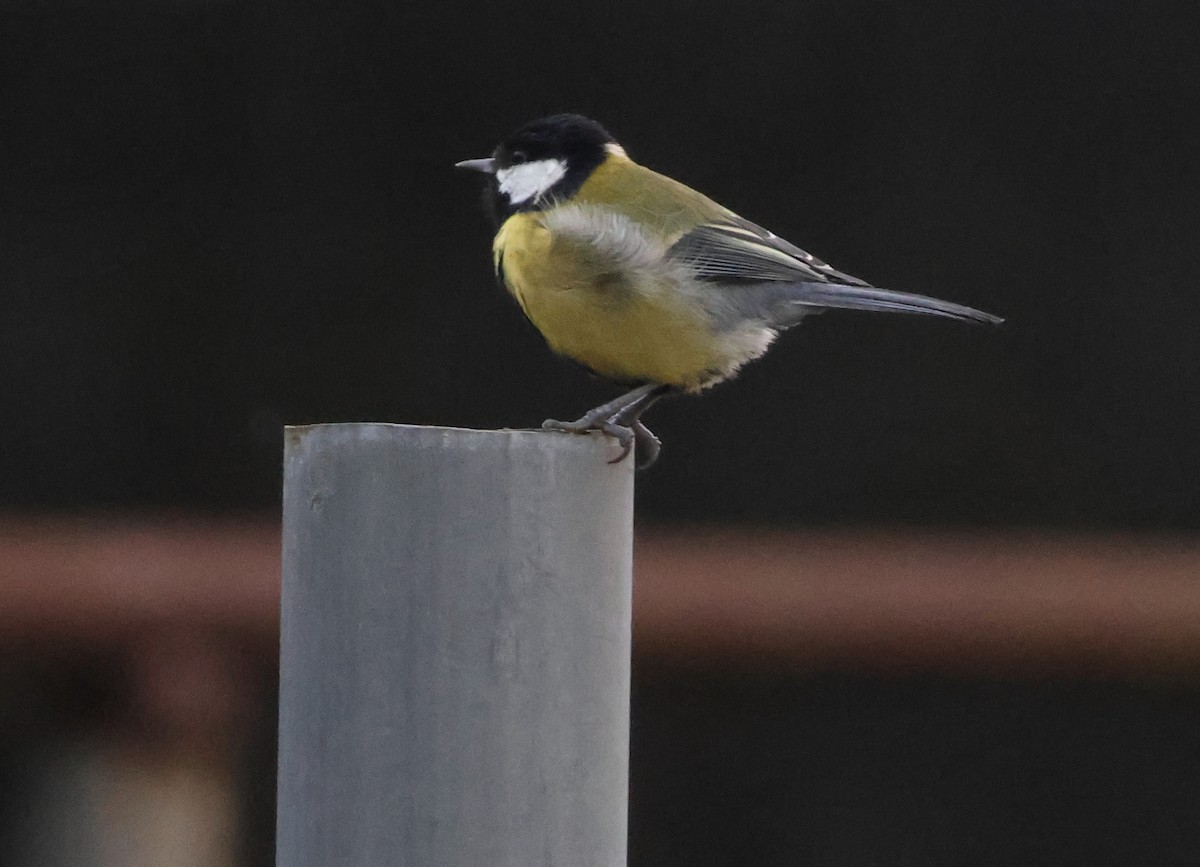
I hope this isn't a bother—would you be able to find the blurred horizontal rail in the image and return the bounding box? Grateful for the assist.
[2,518,1199,677]
[633,529,1200,677]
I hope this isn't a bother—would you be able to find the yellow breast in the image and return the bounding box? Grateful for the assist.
[494,211,735,389]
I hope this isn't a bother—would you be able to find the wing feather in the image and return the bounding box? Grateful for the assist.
[669,216,873,286]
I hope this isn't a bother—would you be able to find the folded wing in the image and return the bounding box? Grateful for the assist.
[668,215,1003,326]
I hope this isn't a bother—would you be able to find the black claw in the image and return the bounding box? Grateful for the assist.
[607,443,633,464]
[598,420,635,464]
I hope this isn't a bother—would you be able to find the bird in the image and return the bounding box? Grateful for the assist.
[456,114,1001,468]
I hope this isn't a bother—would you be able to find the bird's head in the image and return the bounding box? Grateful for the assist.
[456,114,622,222]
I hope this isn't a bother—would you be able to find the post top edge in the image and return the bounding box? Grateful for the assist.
[284,422,561,436]
[285,422,518,433]
[282,422,628,461]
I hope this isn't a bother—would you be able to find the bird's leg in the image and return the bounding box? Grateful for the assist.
[609,386,671,468]
[542,383,661,434]
[543,384,673,468]
[629,422,661,469]
[609,385,670,427]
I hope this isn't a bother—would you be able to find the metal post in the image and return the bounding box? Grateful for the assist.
[277,423,634,866]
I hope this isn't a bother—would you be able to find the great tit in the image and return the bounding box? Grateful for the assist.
[457,114,1001,468]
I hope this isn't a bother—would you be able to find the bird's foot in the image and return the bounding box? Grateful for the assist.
[541,408,610,435]
[542,415,662,468]
[542,416,635,462]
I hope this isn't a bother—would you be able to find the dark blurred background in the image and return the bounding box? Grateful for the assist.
[2,0,1199,864]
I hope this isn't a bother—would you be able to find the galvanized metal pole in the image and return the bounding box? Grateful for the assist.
[277,423,634,867]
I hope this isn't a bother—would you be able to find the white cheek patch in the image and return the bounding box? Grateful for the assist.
[496,158,568,205]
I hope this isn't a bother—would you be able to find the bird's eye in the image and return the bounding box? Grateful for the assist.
[511,150,528,164]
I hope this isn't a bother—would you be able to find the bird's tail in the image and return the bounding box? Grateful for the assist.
[777,282,1003,326]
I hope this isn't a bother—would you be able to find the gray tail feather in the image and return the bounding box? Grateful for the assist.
[780,282,1004,326]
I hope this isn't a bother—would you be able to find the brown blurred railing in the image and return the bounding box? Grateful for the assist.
[3,517,1199,677]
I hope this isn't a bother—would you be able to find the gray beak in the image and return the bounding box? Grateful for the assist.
[455,157,496,174]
